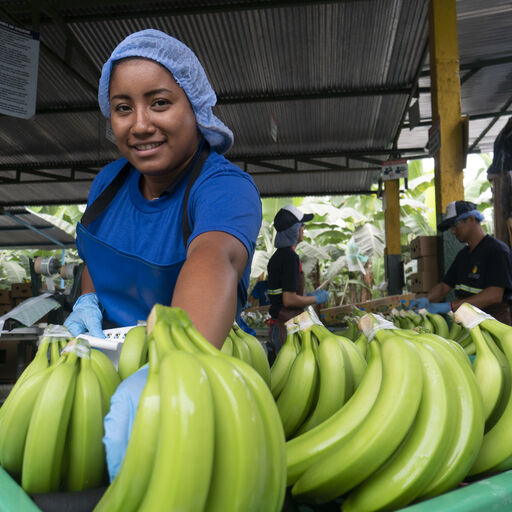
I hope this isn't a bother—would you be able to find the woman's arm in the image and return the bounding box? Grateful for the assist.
[80,263,96,295]
[171,231,248,349]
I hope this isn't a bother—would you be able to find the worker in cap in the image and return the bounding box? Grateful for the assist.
[63,29,262,481]
[409,200,512,324]
[266,205,329,360]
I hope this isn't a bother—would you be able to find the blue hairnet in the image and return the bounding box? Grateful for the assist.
[455,209,485,223]
[275,222,302,248]
[98,29,233,154]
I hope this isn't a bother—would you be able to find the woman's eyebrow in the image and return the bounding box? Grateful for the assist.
[111,88,175,101]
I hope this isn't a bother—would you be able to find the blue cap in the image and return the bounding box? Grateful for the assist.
[98,29,233,154]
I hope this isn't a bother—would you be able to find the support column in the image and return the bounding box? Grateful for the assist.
[429,0,465,279]
[384,180,403,295]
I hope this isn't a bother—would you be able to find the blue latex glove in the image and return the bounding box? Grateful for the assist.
[426,302,451,315]
[307,289,329,304]
[408,297,430,310]
[64,293,105,338]
[103,365,148,481]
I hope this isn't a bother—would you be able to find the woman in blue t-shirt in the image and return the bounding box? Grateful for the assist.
[64,29,262,349]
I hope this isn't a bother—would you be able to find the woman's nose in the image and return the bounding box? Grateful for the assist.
[131,108,155,134]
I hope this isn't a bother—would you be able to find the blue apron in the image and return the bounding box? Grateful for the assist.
[76,144,210,327]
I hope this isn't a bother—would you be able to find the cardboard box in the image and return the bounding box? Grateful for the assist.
[416,255,439,277]
[320,293,416,326]
[0,290,11,304]
[410,272,438,293]
[0,304,11,316]
[410,236,438,259]
[11,282,32,299]
[0,340,18,382]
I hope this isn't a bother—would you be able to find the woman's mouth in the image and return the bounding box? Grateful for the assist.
[132,142,164,153]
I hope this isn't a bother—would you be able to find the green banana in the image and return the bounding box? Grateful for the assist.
[354,332,368,359]
[292,335,423,504]
[419,313,434,333]
[22,352,79,493]
[220,335,233,355]
[90,349,121,415]
[233,325,271,386]
[410,333,484,497]
[427,312,450,338]
[343,339,454,511]
[230,331,254,366]
[138,350,214,511]
[312,324,366,390]
[198,354,267,511]
[50,340,61,365]
[0,337,50,423]
[228,358,286,512]
[470,324,505,425]
[118,325,148,380]
[296,335,351,434]
[270,333,299,399]
[65,355,105,491]
[93,341,161,512]
[276,329,318,438]
[169,322,201,353]
[147,319,175,357]
[286,340,383,486]
[0,364,56,479]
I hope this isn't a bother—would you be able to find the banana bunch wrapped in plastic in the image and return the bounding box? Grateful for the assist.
[0,325,120,493]
[94,304,286,512]
[274,311,488,511]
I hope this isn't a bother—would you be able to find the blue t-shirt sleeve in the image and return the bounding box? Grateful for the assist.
[187,169,262,257]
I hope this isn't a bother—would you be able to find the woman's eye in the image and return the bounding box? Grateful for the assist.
[153,99,170,108]
[113,104,131,113]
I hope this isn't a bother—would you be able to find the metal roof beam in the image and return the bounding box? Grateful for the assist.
[403,110,512,129]
[420,55,512,78]
[250,166,380,177]
[469,94,512,153]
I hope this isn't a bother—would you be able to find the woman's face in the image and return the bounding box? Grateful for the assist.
[109,58,201,177]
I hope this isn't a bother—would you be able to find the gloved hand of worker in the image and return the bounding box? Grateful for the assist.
[308,289,329,304]
[425,302,451,315]
[64,293,105,338]
[408,297,430,310]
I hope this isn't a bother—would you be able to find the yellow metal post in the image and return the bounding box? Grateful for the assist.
[429,0,464,214]
[384,179,402,294]
[384,180,401,255]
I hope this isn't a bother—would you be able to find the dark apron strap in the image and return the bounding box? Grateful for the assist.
[80,142,210,246]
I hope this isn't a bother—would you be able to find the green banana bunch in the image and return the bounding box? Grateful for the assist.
[467,316,512,474]
[286,340,383,486]
[410,332,484,498]
[118,325,148,380]
[138,350,215,511]
[65,355,105,491]
[232,324,271,386]
[447,312,463,340]
[343,339,454,511]
[198,354,267,511]
[22,352,79,493]
[291,335,423,504]
[270,332,299,399]
[470,324,505,426]
[0,337,50,424]
[276,329,319,438]
[90,348,121,415]
[296,335,351,435]
[419,312,434,333]
[481,329,512,431]
[94,341,161,512]
[0,363,56,479]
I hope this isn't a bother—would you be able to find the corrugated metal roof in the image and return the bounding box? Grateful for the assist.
[0,0,510,204]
